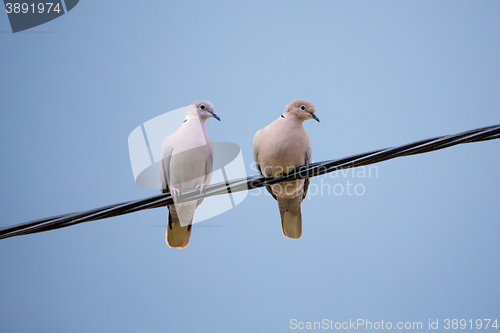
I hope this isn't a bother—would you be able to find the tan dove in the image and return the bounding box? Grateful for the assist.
[252,99,319,239]
[159,100,220,248]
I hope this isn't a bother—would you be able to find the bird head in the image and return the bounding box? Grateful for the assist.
[284,99,319,122]
[190,100,220,121]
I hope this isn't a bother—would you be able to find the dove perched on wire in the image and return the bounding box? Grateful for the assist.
[252,99,319,239]
[159,100,220,248]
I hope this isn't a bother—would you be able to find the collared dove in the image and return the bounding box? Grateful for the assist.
[159,100,220,248]
[252,99,319,239]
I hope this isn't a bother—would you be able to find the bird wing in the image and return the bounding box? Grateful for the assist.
[195,145,214,208]
[160,138,192,248]
[303,147,311,199]
[204,143,214,185]
[160,138,172,194]
[253,130,277,200]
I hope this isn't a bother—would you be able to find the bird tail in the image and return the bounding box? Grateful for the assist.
[165,207,192,249]
[278,198,302,239]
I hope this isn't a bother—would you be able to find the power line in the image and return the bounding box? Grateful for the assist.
[1,124,499,240]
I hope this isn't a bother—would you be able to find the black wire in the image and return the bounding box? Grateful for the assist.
[1,124,499,240]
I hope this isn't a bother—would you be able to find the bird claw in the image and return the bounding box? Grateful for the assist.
[170,188,180,201]
[195,184,205,194]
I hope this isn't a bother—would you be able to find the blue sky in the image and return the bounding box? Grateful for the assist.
[1,1,499,332]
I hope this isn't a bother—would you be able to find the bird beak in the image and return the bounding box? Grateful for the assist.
[310,113,320,122]
[210,112,221,121]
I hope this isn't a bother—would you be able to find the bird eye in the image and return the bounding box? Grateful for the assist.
[300,105,306,111]
[200,104,206,110]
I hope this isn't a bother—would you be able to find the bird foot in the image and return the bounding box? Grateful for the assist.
[170,188,180,201]
[195,184,205,194]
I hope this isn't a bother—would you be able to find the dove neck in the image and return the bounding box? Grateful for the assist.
[283,114,306,127]
[185,114,206,123]
[184,115,209,135]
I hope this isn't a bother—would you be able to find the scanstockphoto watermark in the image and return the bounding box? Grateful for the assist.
[249,163,379,197]
[290,319,424,330]
[290,318,500,330]
[128,105,249,225]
